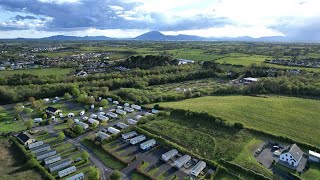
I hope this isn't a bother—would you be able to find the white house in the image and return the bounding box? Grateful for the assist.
[162,149,178,162]
[190,161,206,177]
[140,139,156,150]
[73,119,79,123]
[242,77,258,84]
[174,155,191,169]
[130,135,146,145]
[28,141,44,149]
[99,107,103,111]
[279,144,304,167]
[309,150,320,163]
[131,104,141,110]
[117,106,123,109]
[107,127,120,134]
[90,104,95,109]
[90,114,98,119]
[44,154,61,165]
[124,103,130,107]
[151,109,160,114]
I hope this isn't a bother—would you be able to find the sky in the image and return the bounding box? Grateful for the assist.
[0,0,320,40]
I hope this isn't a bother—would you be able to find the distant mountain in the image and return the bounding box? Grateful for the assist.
[134,31,167,40]
[42,35,113,41]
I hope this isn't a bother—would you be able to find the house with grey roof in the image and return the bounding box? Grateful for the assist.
[279,144,304,167]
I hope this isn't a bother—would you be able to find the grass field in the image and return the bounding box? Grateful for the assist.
[0,106,26,133]
[155,95,320,146]
[301,163,320,180]
[0,138,42,180]
[213,171,238,180]
[0,68,73,77]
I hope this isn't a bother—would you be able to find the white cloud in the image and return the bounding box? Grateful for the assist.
[37,0,80,4]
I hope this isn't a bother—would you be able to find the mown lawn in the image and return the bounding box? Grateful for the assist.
[0,68,73,77]
[300,163,320,180]
[0,107,26,133]
[155,95,320,146]
[0,138,42,180]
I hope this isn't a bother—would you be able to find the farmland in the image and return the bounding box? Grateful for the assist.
[154,95,320,146]
[0,68,73,77]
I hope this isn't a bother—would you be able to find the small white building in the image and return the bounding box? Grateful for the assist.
[113,100,119,105]
[77,122,89,130]
[122,131,137,140]
[88,118,99,125]
[59,113,64,118]
[124,107,134,113]
[80,111,85,116]
[107,127,120,134]
[117,106,123,109]
[135,115,143,120]
[190,161,206,177]
[34,118,43,123]
[97,131,110,140]
[82,116,89,121]
[90,114,98,119]
[242,77,258,84]
[44,154,61,165]
[116,109,126,115]
[58,166,76,178]
[162,149,178,162]
[279,144,304,167]
[28,141,44,149]
[31,144,51,154]
[127,119,137,125]
[116,122,129,129]
[151,109,160,114]
[140,139,156,150]
[73,119,79,123]
[98,115,109,122]
[98,112,106,115]
[99,107,103,111]
[124,103,130,107]
[106,112,118,118]
[49,159,72,172]
[130,135,146,145]
[90,104,95,109]
[36,149,57,160]
[309,150,320,163]
[68,113,75,118]
[66,172,84,180]
[107,98,112,102]
[131,104,141,110]
[174,155,191,169]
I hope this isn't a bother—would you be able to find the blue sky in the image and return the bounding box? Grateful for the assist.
[0,0,319,39]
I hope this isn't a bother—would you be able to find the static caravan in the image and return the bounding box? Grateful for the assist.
[98,115,109,122]
[151,109,160,114]
[66,172,84,180]
[124,103,130,107]
[82,116,89,121]
[162,149,178,162]
[309,150,320,163]
[113,100,119,105]
[106,112,118,118]
[97,131,110,140]
[116,122,129,129]
[77,122,89,130]
[58,166,77,178]
[122,131,137,139]
[130,135,146,145]
[34,118,43,123]
[127,119,137,125]
[68,113,75,118]
[117,106,123,109]
[31,144,51,154]
[90,114,98,119]
[131,104,141,110]
[107,127,120,134]
[44,154,61,165]
[98,112,105,115]
[135,115,143,120]
[28,141,44,149]
[88,118,99,125]
[73,119,79,123]
[124,107,134,113]
[144,112,153,116]
[140,139,156,150]
[174,155,191,169]
[36,149,57,160]
[190,161,206,177]
[90,104,94,109]
[116,109,126,115]
[107,98,112,102]
[48,159,72,172]
[99,107,103,111]
[80,111,85,116]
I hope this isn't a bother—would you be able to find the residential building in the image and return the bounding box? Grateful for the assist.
[279,144,304,167]
[130,135,146,145]
[17,132,36,145]
[45,106,61,115]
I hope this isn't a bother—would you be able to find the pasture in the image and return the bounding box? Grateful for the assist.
[154,95,320,146]
[0,68,73,77]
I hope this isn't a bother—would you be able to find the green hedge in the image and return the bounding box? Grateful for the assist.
[10,137,55,180]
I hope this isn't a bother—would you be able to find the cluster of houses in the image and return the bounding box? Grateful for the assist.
[265,59,320,68]
[31,46,64,52]
[16,132,84,179]
[161,149,207,177]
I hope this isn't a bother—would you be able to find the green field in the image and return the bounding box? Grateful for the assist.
[0,106,27,133]
[0,68,73,77]
[154,95,320,146]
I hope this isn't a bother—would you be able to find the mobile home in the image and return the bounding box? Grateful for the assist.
[107,127,120,134]
[31,144,51,154]
[130,135,146,145]
[122,131,137,139]
[44,154,61,165]
[66,172,84,180]
[88,118,99,125]
[162,149,178,162]
[28,141,44,149]
[48,159,72,172]
[127,119,137,125]
[58,166,77,178]
[36,149,57,160]
[97,131,110,140]
[140,139,156,150]
[116,122,129,129]
[124,107,134,113]
[80,111,85,116]
[98,115,109,122]
[116,109,126,115]
[77,122,89,130]
[190,161,206,177]
[174,155,191,169]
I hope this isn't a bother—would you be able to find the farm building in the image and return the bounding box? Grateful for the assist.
[66,172,84,180]
[90,114,98,119]
[279,144,304,167]
[140,139,156,150]
[68,113,75,118]
[97,131,110,140]
[127,119,137,125]
[116,122,129,129]
[49,159,73,172]
[162,149,178,162]
[58,166,77,178]
[80,111,85,116]
[190,161,206,177]
[124,107,134,113]
[308,150,320,163]
[131,104,141,110]
[122,131,137,139]
[77,122,89,130]
[34,118,43,123]
[88,118,99,125]
[28,141,44,149]
[116,109,126,115]
[107,127,120,134]
[130,135,146,145]
[36,149,57,160]
[17,132,36,145]
[44,154,61,165]
[31,144,51,154]
[98,115,109,121]
[174,155,191,169]
[113,100,119,105]
[45,106,61,115]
